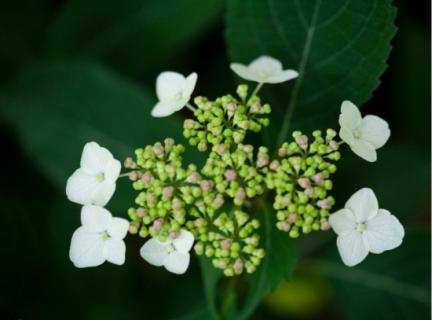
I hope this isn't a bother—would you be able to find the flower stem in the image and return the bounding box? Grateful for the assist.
[275,0,321,150]
[251,82,264,98]
[186,103,197,112]
[118,172,130,178]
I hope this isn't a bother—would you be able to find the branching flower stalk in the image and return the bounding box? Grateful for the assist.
[66,55,404,278]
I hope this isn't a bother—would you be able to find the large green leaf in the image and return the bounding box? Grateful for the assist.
[238,204,296,319]
[313,230,430,320]
[0,60,192,212]
[226,0,397,145]
[45,0,223,75]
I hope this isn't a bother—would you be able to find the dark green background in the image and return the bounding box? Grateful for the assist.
[0,0,430,319]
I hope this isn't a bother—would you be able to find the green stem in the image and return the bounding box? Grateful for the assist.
[275,0,321,149]
[251,82,264,98]
[186,102,197,112]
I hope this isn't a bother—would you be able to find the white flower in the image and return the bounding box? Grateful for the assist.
[151,71,198,117]
[329,188,404,267]
[66,142,121,206]
[339,100,390,162]
[69,205,129,268]
[230,55,298,84]
[140,230,194,274]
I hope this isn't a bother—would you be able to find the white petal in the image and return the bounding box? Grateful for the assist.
[140,238,169,266]
[104,158,121,182]
[164,251,190,274]
[266,69,298,83]
[361,115,391,149]
[151,101,177,117]
[183,72,198,98]
[336,231,369,267]
[156,71,185,101]
[339,127,355,145]
[173,230,194,253]
[339,100,362,130]
[230,63,259,82]
[80,142,114,174]
[66,169,99,205]
[249,56,283,75]
[69,227,105,268]
[107,217,129,240]
[104,238,126,265]
[81,205,111,232]
[351,139,377,162]
[91,181,116,207]
[363,209,404,254]
[345,188,379,222]
[329,208,356,236]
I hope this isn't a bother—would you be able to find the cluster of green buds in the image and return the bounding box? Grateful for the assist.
[264,129,341,238]
[125,84,342,276]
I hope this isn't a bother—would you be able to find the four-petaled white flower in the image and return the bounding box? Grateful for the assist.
[329,188,404,267]
[66,142,121,207]
[140,230,194,274]
[230,55,298,84]
[69,205,129,268]
[151,71,198,117]
[339,100,390,162]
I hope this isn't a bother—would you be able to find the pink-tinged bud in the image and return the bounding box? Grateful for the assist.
[214,194,224,208]
[280,222,291,232]
[172,199,182,211]
[243,144,254,153]
[141,173,152,184]
[195,218,205,228]
[298,177,311,189]
[224,169,237,181]
[329,140,339,151]
[124,157,133,168]
[136,207,147,217]
[218,260,227,269]
[227,103,237,113]
[217,144,227,154]
[162,186,174,198]
[128,171,138,181]
[220,239,231,250]
[320,220,330,231]
[278,148,287,157]
[288,213,297,223]
[317,198,330,209]
[184,119,195,129]
[312,173,324,185]
[200,180,212,191]
[153,145,164,157]
[164,138,175,146]
[235,188,246,201]
[128,225,138,234]
[250,102,261,113]
[233,259,244,272]
[304,187,314,198]
[295,135,308,146]
[269,160,280,171]
[169,231,179,239]
[280,196,290,206]
[257,155,269,167]
[165,165,175,175]
[187,172,200,183]
[146,194,155,204]
[152,219,162,231]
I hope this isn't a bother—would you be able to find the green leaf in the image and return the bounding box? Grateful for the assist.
[0,60,192,212]
[45,0,223,75]
[226,0,397,144]
[238,203,296,319]
[198,256,223,319]
[313,230,431,320]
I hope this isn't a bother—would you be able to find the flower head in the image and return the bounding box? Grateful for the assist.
[66,142,121,206]
[151,71,198,117]
[69,205,129,268]
[339,101,390,162]
[230,55,298,84]
[329,188,404,267]
[140,230,194,274]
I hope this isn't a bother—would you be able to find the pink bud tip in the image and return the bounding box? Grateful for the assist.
[317,199,330,209]
[224,169,237,181]
[233,259,244,271]
[141,173,151,184]
[227,103,237,113]
[235,188,246,200]
[295,135,308,146]
[257,155,269,167]
[124,157,133,168]
[312,173,324,185]
[146,194,155,204]
[136,207,147,217]
[298,177,311,189]
[214,195,224,208]
[288,213,297,223]
[269,160,280,170]
[280,222,291,232]
[128,171,138,181]
[187,172,200,183]
[278,148,287,157]
[172,200,182,211]
[217,144,227,154]
[329,140,339,151]
[162,186,174,198]
[321,220,331,231]
[250,102,261,113]
[220,239,231,250]
[184,119,195,129]
[153,219,162,231]
[304,187,314,198]
[153,145,164,156]
[243,144,253,153]
[169,231,178,239]
[200,180,211,191]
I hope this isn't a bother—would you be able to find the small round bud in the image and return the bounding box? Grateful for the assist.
[250,102,261,113]
[297,177,311,189]
[124,157,134,168]
[162,186,174,198]
[288,213,297,223]
[329,140,339,151]
[295,135,308,146]
[220,239,231,250]
[136,207,147,217]
[128,171,138,181]
[269,160,280,170]
[317,198,330,209]
[224,169,237,181]
[312,173,324,185]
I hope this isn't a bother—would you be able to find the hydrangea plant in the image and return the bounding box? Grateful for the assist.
[66,56,404,277]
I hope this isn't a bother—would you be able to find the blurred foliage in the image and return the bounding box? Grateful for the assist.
[0,0,430,319]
